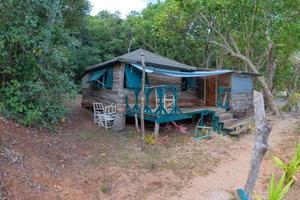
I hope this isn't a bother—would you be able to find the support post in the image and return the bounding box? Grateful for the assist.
[112,64,126,131]
[134,114,140,133]
[154,122,160,138]
[140,52,146,150]
[204,77,207,105]
[244,91,272,199]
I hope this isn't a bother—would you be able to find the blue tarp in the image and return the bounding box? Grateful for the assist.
[125,64,149,88]
[87,68,113,89]
[130,63,233,77]
[87,69,107,82]
[105,68,113,88]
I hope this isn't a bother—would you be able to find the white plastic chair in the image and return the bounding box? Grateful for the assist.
[101,105,117,130]
[93,102,104,125]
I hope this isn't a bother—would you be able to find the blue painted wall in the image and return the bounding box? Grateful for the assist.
[231,74,253,93]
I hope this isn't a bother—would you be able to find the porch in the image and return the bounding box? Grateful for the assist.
[125,85,229,134]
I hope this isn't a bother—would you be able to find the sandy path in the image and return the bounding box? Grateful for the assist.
[170,115,299,200]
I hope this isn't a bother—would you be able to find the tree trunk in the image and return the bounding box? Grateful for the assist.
[44,0,60,53]
[216,50,226,69]
[266,40,276,93]
[204,41,211,68]
[244,91,272,199]
[140,52,146,151]
[232,53,280,116]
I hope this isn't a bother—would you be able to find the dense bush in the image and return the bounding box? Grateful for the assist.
[0,0,87,128]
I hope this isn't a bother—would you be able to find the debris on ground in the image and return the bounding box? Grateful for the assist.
[1,148,23,166]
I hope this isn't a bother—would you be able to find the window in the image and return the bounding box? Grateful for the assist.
[181,77,196,91]
[89,67,113,89]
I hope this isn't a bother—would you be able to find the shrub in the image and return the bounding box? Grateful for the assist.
[0,0,79,129]
[0,78,77,128]
[273,142,300,184]
[144,134,155,145]
[256,173,293,200]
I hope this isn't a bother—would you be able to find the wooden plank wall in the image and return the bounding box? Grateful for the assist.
[230,74,254,116]
[217,74,231,87]
[81,64,122,108]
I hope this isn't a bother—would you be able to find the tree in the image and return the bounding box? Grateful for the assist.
[177,0,300,115]
[0,0,89,127]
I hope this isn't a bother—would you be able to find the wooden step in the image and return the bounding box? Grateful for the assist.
[226,119,252,131]
[215,109,227,115]
[218,112,233,121]
[222,119,239,128]
[228,126,250,136]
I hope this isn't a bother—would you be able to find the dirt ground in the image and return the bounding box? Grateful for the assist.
[0,96,299,200]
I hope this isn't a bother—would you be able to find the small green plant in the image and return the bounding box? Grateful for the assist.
[256,173,293,200]
[144,134,155,145]
[273,142,300,184]
[100,184,110,193]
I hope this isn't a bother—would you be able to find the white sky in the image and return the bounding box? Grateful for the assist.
[89,0,156,18]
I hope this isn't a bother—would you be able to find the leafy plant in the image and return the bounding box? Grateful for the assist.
[0,0,82,128]
[144,134,155,145]
[273,142,300,184]
[256,173,293,200]
[100,184,110,193]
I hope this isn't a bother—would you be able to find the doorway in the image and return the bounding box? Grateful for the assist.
[205,76,216,106]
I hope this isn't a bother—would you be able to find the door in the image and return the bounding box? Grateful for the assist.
[205,76,216,106]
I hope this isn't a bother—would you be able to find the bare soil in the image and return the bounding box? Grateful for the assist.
[0,96,299,200]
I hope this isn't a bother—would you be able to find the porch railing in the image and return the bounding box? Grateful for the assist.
[217,87,231,110]
[125,85,182,116]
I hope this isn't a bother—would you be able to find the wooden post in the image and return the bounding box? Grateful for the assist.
[112,64,126,131]
[140,52,146,150]
[244,91,272,199]
[215,75,218,106]
[154,122,160,138]
[204,77,207,105]
[134,114,140,132]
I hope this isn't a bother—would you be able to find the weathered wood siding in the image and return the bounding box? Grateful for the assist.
[112,63,126,131]
[81,64,121,108]
[124,73,204,108]
[230,74,254,116]
[217,74,231,88]
[81,63,126,130]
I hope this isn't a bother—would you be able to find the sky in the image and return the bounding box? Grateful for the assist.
[89,0,158,18]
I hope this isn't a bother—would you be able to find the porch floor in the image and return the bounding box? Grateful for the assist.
[126,105,223,124]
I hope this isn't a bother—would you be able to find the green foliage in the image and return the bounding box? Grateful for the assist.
[100,184,110,193]
[273,142,300,184]
[268,173,293,200]
[0,0,86,128]
[256,173,293,200]
[281,93,300,112]
[144,134,155,145]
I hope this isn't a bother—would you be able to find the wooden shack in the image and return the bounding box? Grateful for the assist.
[81,49,256,133]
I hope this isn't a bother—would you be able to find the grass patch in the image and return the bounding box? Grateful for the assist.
[84,128,230,180]
[78,130,100,141]
[100,184,110,194]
